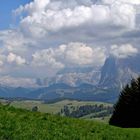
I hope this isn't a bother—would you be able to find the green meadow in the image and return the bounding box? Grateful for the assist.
[0,104,140,140]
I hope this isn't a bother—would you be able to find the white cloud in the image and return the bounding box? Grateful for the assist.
[14,0,50,15]
[103,0,140,5]
[111,1,136,28]
[7,53,26,65]
[57,43,94,66]
[32,49,64,69]
[110,44,138,58]
[32,42,106,68]
[0,30,33,54]
[0,76,37,87]
[14,0,137,39]
[57,42,106,66]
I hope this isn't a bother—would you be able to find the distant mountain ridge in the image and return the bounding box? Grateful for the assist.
[36,54,140,89]
[0,54,139,103]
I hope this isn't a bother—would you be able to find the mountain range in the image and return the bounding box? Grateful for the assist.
[0,54,139,103]
[37,54,140,88]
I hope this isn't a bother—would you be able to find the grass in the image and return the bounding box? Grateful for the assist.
[7,99,112,114]
[0,104,140,140]
[0,99,113,122]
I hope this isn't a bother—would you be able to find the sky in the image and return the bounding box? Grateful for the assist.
[0,0,140,87]
[0,0,32,29]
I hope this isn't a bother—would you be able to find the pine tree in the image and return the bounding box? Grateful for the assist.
[109,77,140,128]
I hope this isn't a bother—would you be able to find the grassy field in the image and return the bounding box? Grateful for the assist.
[0,104,140,140]
[6,99,112,113]
[0,99,113,121]
[80,112,112,122]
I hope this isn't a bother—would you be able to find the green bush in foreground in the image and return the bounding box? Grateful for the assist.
[0,105,140,140]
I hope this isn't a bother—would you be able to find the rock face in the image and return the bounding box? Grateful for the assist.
[49,71,100,87]
[99,55,119,88]
[37,54,140,90]
[99,55,139,89]
[36,67,101,87]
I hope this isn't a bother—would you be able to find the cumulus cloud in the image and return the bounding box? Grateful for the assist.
[7,53,26,65]
[110,44,138,58]
[32,49,64,69]
[19,5,110,37]
[13,0,138,39]
[32,42,106,68]
[56,42,106,66]
[111,2,136,28]
[0,30,33,55]
[0,28,106,79]
[59,43,94,66]
[11,0,140,48]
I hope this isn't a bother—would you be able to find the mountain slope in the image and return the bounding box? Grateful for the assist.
[0,105,140,140]
[99,55,140,89]
[37,66,101,87]
[99,55,119,88]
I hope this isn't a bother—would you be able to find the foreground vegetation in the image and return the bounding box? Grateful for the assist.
[0,105,140,140]
[110,77,140,127]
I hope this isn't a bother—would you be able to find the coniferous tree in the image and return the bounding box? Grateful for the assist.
[109,77,140,128]
[32,106,38,112]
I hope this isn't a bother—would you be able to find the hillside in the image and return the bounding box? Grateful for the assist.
[0,105,140,140]
[0,99,113,121]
